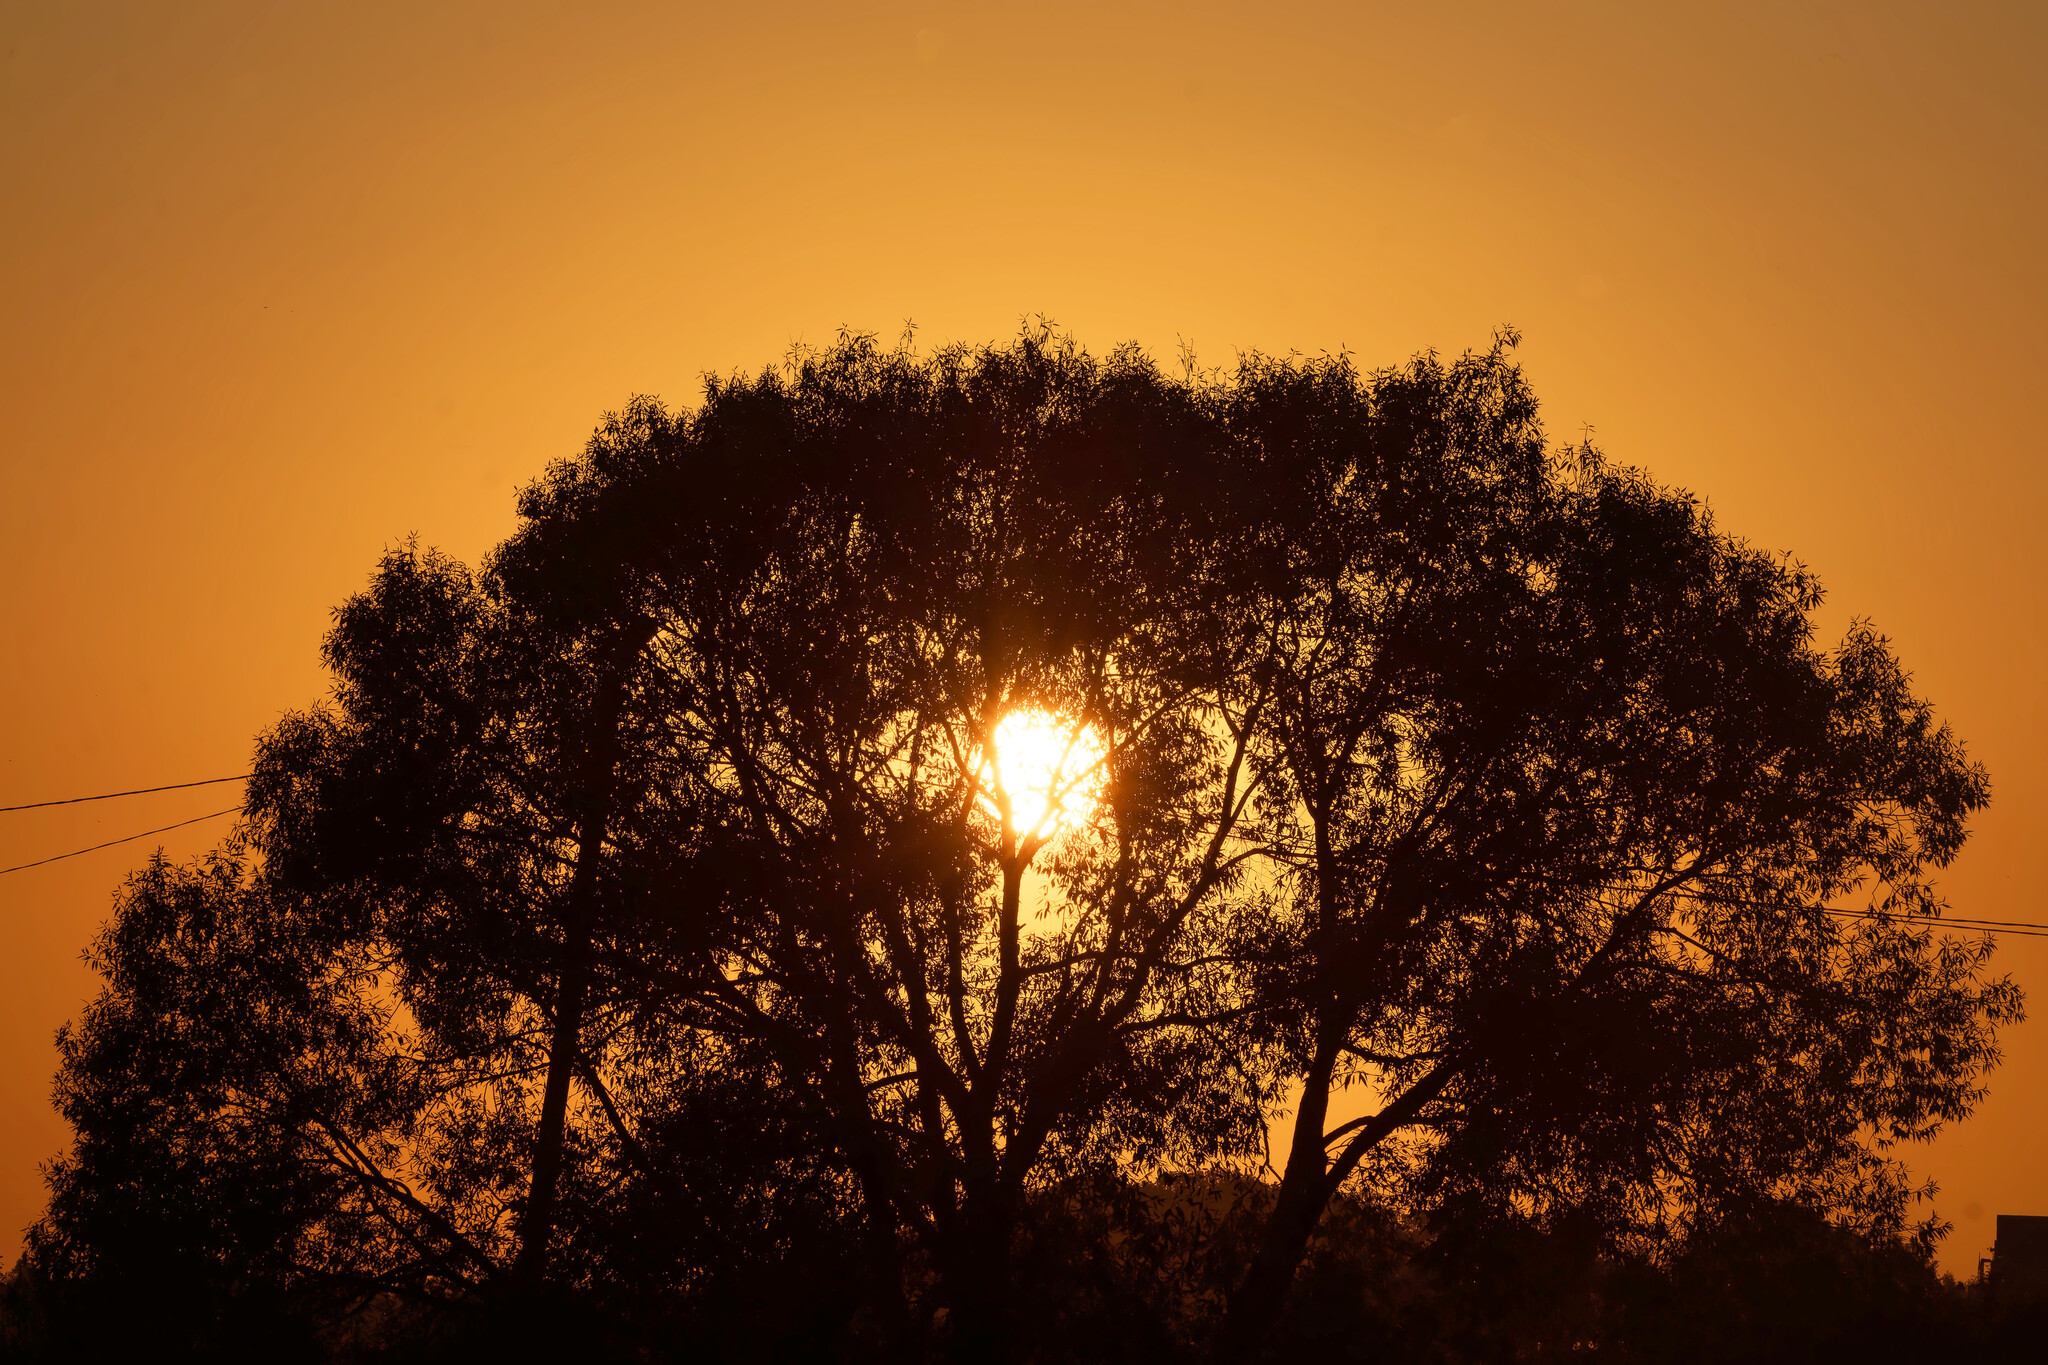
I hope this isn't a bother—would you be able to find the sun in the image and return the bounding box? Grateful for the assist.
[981,708,1106,838]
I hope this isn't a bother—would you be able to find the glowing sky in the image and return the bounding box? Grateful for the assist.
[1,0,2042,1277]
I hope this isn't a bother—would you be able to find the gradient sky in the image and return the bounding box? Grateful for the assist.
[2,0,2042,1278]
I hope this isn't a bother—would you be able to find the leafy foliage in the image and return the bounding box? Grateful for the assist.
[16,327,2021,1362]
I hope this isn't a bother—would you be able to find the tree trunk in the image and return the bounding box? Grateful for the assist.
[942,1207,1013,1365]
[1215,1057,1459,1363]
[1215,1159,1335,1363]
[513,631,647,1282]
[1214,1031,1342,1364]
[513,923,593,1282]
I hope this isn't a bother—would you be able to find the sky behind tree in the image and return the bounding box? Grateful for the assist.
[2,0,2043,1280]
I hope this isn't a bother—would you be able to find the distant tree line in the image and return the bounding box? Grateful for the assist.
[3,329,2027,1362]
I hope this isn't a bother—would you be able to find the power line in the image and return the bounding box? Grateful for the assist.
[1821,910,2048,932]
[1893,915,2048,932]
[1821,908,2048,939]
[0,807,243,877]
[0,774,249,814]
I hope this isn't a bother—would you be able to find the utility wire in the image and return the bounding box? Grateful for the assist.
[1880,914,2048,932]
[1818,910,2048,932]
[0,807,242,877]
[1821,908,2048,939]
[0,774,249,814]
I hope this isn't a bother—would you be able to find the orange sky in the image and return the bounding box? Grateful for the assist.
[2,0,2042,1278]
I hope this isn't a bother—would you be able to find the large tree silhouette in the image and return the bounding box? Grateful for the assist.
[27,328,2018,1363]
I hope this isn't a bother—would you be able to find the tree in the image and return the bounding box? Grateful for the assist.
[27,326,2018,1363]
[26,852,427,1359]
[430,331,1280,1352]
[1207,350,2017,1356]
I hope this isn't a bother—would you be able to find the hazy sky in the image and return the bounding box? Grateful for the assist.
[2,0,2042,1278]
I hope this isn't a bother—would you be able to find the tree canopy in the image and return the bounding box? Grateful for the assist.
[22,328,2020,1363]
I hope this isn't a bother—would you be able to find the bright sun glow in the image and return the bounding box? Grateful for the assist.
[981,708,1106,839]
